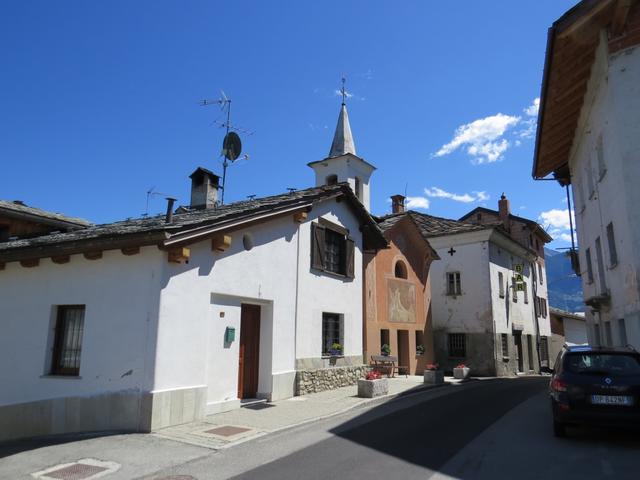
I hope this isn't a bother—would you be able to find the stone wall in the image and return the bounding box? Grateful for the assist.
[295,365,368,395]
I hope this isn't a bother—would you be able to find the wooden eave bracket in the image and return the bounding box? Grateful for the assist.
[211,234,232,252]
[51,255,70,264]
[121,246,140,256]
[293,211,308,223]
[168,247,190,264]
[83,251,103,260]
[0,262,5,271]
[20,258,39,268]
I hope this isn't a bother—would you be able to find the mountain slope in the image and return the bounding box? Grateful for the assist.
[545,248,584,312]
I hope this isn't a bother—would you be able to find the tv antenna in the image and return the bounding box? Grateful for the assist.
[145,186,174,216]
[200,90,252,204]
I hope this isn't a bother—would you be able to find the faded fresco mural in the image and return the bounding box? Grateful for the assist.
[387,278,416,323]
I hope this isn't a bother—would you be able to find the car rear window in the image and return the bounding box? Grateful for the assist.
[565,353,640,376]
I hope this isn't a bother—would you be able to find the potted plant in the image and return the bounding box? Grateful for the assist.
[381,344,391,356]
[328,342,343,356]
[416,344,425,356]
[357,370,389,398]
[453,363,470,380]
[423,363,444,385]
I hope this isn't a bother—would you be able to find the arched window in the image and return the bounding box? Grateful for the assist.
[326,174,338,186]
[394,260,408,279]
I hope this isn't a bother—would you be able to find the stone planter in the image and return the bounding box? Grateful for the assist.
[423,370,444,385]
[357,378,389,398]
[453,367,470,379]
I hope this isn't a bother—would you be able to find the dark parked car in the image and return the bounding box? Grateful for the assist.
[549,344,640,437]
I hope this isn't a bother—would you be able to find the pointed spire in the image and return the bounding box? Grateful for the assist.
[329,103,357,158]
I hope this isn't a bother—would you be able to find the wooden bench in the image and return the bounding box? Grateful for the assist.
[370,355,409,378]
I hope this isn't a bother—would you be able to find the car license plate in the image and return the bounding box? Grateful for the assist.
[591,395,634,406]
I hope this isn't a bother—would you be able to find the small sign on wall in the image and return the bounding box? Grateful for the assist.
[225,326,236,343]
[514,264,523,274]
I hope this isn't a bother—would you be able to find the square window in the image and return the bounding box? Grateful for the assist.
[51,305,85,376]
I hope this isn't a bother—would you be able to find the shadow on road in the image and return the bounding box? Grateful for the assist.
[0,431,126,459]
[329,377,548,473]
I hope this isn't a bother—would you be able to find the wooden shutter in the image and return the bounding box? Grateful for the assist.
[345,237,355,278]
[311,223,325,270]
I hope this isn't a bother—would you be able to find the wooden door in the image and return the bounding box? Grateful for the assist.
[514,333,524,372]
[238,304,261,399]
[397,330,410,371]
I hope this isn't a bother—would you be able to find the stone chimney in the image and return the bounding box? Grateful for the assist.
[189,167,220,209]
[391,194,406,214]
[498,193,510,232]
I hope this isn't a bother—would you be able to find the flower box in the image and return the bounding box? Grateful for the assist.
[423,370,444,385]
[453,366,470,379]
[357,378,389,398]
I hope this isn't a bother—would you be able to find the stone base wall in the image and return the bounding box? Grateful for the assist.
[295,365,368,395]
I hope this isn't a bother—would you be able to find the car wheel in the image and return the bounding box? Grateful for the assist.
[553,420,567,438]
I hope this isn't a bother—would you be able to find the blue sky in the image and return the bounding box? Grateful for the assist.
[0,1,577,248]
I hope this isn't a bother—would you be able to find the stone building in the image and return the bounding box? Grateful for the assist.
[363,196,440,375]
[386,197,552,376]
[532,0,640,350]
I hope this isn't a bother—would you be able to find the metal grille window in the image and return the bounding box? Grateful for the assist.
[448,333,466,357]
[51,306,85,376]
[322,313,342,355]
[446,272,461,296]
[501,333,509,357]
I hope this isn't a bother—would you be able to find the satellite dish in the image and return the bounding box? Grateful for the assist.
[222,131,242,161]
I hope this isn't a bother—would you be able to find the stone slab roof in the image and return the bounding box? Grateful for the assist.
[0,200,91,228]
[0,183,386,259]
[378,211,494,239]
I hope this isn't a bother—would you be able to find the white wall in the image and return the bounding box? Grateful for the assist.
[0,247,164,407]
[154,198,365,408]
[564,317,588,345]
[428,232,492,334]
[568,34,640,349]
[310,155,373,211]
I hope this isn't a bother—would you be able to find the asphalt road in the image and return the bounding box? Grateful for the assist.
[5,377,639,479]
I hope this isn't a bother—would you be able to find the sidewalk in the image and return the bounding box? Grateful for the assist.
[153,375,461,450]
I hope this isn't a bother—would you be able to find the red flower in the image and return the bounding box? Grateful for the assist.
[455,364,467,369]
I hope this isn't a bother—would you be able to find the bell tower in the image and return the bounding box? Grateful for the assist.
[308,79,376,211]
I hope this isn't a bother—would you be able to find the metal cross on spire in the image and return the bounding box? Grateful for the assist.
[340,76,347,105]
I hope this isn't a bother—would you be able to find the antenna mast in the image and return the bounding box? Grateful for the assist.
[200,92,245,205]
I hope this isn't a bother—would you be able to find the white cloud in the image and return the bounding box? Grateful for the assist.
[405,196,430,210]
[434,113,520,164]
[558,233,573,243]
[526,98,540,116]
[334,89,354,99]
[474,191,490,202]
[538,208,575,231]
[424,187,489,203]
[517,118,537,139]
[524,98,540,117]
